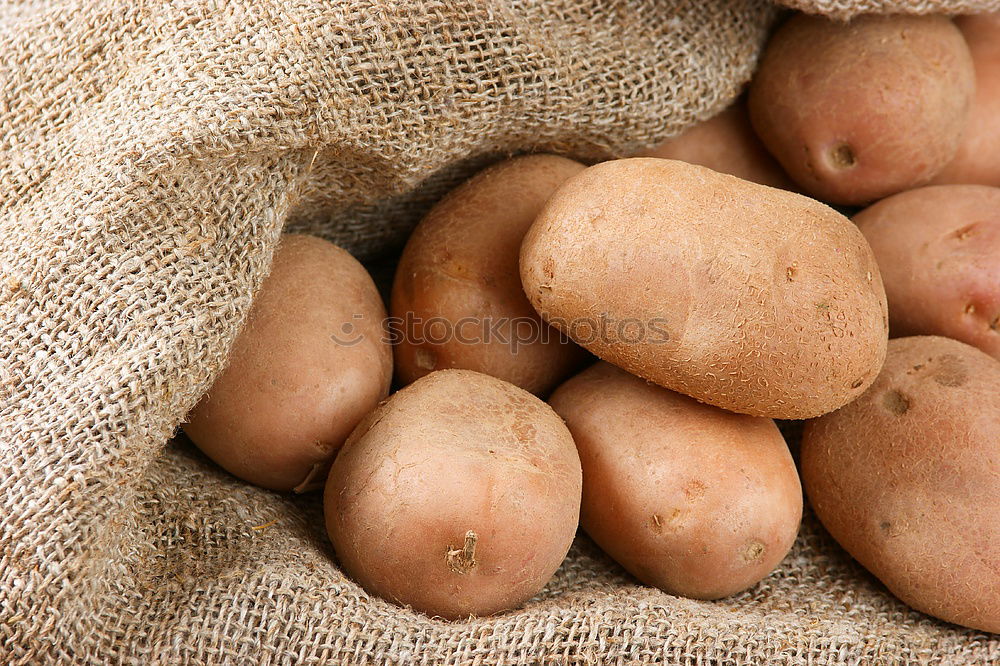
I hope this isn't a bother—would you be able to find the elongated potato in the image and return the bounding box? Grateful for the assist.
[802,336,1000,633]
[391,155,588,395]
[520,158,888,419]
[184,234,392,492]
[549,362,801,599]
[854,185,1000,360]
[639,97,794,190]
[932,14,1000,186]
[749,15,974,205]
[325,369,582,620]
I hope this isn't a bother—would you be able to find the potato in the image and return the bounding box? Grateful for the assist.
[520,157,888,419]
[931,13,1000,186]
[184,234,392,492]
[854,185,1000,360]
[639,97,794,190]
[749,15,974,205]
[549,362,801,599]
[324,369,582,619]
[801,336,1000,633]
[391,155,588,395]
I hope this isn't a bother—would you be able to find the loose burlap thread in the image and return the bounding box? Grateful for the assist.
[0,1,997,664]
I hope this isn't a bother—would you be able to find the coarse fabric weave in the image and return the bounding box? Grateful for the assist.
[0,1,997,664]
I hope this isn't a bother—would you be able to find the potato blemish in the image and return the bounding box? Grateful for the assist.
[512,420,537,445]
[828,143,857,170]
[929,354,967,387]
[741,541,766,563]
[650,514,663,533]
[446,530,479,574]
[684,479,707,500]
[878,520,905,537]
[414,347,437,371]
[951,223,977,241]
[652,508,683,533]
[883,389,911,415]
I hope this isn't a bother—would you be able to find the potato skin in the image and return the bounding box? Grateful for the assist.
[931,13,1000,186]
[391,155,588,395]
[639,97,794,190]
[854,185,1000,360]
[324,369,582,620]
[520,157,888,419]
[749,15,974,205]
[801,336,1000,633]
[549,362,801,599]
[184,234,392,492]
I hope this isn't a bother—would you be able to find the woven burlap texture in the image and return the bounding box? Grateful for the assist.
[0,0,997,664]
[775,0,1000,19]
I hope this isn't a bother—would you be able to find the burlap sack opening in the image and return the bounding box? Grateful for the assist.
[1,0,997,663]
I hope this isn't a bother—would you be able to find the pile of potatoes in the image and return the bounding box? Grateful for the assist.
[183,11,1000,633]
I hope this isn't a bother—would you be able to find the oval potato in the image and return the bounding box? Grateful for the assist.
[801,336,1000,633]
[184,234,392,491]
[549,362,802,599]
[749,14,974,205]
[391,155,588,395]
[324,369,582,620]
[520,157,888,419]
[854,184,1000,360]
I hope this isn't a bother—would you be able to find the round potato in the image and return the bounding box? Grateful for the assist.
[324,369,582,620]
[639,97,794,190]
[801,336,1000,633]
[184,234,392,492]
[749,14,974,205]
[932,13,1000,186]
[391,155,588,395]
[520,157,888,419]
[549,362,801,599]
[854,185,1000,360]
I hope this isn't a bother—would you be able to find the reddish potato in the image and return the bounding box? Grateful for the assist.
[802,336,1000,633]
[639,97,794,190]
[749,15,974,205]
[325,369,582,620]
[549,362,802,599]
[184,234,392,492]
[854,185,1000,360]
[391,155,588,395]
[520,158,888,419]
[932,13,1000,186]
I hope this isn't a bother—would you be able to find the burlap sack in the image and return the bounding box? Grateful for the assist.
[1,0,997,663]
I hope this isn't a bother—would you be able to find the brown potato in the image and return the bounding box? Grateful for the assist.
[324,369,582,620]
[391,155,588,395]
[520,157,888,419]
[854,185,1000,360]
[931,13,1000,186]
[801,336,1000,633]
[184,234,392,492]
[549,362,801,599]
[639,97,794,190]
[749,15,974,205]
